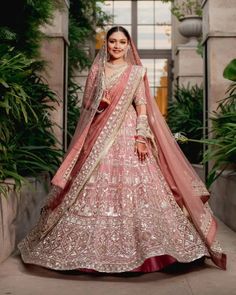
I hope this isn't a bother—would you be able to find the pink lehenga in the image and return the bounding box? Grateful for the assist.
[18,37,226,273]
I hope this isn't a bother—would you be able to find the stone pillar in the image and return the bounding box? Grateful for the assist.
[40,0,69,149]
[202,0,236,229]
[175,45,203,86]
[172,6,203,86]
[202,0,236,113]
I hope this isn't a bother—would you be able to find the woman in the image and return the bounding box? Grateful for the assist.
[18,26,226,273]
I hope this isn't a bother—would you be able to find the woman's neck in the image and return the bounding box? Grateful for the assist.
[108,58,126,65]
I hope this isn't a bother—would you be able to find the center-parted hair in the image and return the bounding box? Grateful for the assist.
[106,26,131,42]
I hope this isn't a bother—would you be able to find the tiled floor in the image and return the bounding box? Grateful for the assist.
[0,220,235,295]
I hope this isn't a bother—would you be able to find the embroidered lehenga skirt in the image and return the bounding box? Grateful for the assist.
[18,102,211,273]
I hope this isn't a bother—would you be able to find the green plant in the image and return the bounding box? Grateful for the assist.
[0,0,60,58]
[0,45,62,195]
[175,60,236,188]
[223,58,236,81]
[0,1,63,196]
[202,59,236,187]
[167,84,204,164]
[162,0,202,20]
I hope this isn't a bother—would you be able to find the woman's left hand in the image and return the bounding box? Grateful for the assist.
[135,142,149,162]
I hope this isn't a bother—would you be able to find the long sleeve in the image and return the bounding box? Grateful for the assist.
[133,79,147,106]
[133,78,149,139]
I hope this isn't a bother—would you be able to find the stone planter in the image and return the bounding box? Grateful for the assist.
[178,15,203,46]
[0,174,50,264]
[192,164,236,232]
[209,170,236,232]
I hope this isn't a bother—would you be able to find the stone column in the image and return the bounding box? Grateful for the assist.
[202,0,236,113]
[40,0,69,149]
[175,45,203,86]
[202,0,236,230]
[172,5,203,86]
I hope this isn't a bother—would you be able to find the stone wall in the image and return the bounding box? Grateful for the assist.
[175,46,203,86]
[0,175,50,264]
[172,2,203,86]
[40,0,69,149]
[202,0,236,113]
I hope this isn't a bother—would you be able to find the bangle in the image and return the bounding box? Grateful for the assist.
[135,139,146,144]
[134,135,146,140]
[96,108,104,113]
[136,114,148,138]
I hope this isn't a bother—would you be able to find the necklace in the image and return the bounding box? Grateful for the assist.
[106,62,128,69]
[97,62,128,114]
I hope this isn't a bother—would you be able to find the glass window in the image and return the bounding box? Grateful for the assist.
[141,59,155,87]
[155,1,171,25]
[155,59,168,87]
[155,25,171,49]
[98,1,113,24]
[114,1,131,24]
[138,1,154,25]
[138,25,154,49]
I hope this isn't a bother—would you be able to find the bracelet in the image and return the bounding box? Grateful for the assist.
[136,114,148,138]
[135,139,146,144]
[96,108,104,113]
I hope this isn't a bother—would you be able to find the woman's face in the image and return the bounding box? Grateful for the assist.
[107,31,129,61]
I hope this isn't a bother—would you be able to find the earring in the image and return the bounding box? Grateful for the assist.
[107,52,110,61]
[124,46,130,60]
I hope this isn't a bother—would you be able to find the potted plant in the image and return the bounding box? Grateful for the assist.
[167,84,204,165]
[162,0,203,46]
[174,59,236,188]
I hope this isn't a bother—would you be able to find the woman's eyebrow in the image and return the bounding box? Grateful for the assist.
[109,38,127,41]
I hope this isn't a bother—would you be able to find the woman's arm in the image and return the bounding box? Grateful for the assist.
[133,79,149,162]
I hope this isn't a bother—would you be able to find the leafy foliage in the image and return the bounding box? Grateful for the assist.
[223,59,236,82]
[174,60,236,187]
[0,45,62,194]
[202,79,236,187]
[161,0,202,20]
[167,84,204,164]
[0,0,59,57]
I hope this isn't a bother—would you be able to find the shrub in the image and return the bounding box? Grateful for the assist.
[167,84,204,164]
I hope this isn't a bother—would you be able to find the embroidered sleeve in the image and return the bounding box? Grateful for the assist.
[133,79,147,106]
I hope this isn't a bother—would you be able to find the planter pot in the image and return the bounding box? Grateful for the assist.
[192,165,236,232]
[0,174,50,264]
[209,170,236,232]
[178,15,202,46]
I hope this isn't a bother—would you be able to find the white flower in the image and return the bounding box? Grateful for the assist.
[174,132,188,143]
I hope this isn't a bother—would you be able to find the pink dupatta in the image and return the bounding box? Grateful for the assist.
[130,41,227,269]
[49,65,133,210]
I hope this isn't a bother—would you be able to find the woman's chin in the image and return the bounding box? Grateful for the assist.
[110,54,124,60]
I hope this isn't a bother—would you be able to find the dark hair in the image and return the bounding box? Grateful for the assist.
[106,26,131,42]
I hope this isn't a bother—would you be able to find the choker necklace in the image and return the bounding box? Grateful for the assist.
[106,62,128,69]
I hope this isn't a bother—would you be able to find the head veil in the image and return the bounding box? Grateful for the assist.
[51,27,226,270]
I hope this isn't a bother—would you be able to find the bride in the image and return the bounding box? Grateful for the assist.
[18,26,226,273]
